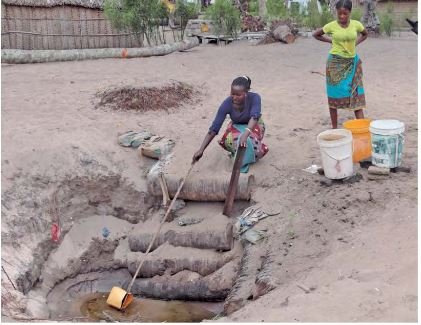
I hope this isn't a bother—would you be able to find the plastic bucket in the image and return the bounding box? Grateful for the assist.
[106,287,134,310]
[343,119,372,163]
[317,129,354,179]
[369,119,405,168]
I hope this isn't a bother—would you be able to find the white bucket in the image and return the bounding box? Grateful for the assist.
[369,119,405,168]
[317,129,354,179]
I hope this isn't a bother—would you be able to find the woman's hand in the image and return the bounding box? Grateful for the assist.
[192,131,217,164]
[192,149,204,163]
[313,28,332,43]
[239,132,249,148]
[356,29,368,45]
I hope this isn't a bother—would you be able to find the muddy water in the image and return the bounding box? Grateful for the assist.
[51,292,220,322]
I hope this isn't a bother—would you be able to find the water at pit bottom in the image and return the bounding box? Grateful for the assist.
[51,292,221,322]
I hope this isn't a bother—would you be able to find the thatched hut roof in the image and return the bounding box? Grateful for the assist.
[1,0,104,9]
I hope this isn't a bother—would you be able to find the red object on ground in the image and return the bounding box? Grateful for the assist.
[51,223,61,242]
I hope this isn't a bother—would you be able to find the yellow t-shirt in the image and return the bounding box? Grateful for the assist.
[323,20,365,58]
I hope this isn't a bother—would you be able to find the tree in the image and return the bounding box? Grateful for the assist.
[258,0,267,17]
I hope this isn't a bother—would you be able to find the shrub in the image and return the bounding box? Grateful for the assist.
[175,0,199,39]
[205,0,241,37]
[104,0,169,46]
[351,7,362,21]
[266,0,288,18]
[380,12,393,36]
[248,0,259,16]
[319,4,333,26]
[304,0,321,29]
[302,1,333,29]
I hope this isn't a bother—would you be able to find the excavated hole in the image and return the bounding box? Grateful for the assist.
[2,173,157,297]
[17,176,248,322]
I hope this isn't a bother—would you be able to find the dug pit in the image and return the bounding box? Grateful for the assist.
[15,173,247,322]
[2,129,258,322]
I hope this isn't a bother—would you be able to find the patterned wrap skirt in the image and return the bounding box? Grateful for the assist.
[326,54,366,111]
[218,119,269,173]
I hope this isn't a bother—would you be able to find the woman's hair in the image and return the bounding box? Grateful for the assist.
[232,76,252,91]
[335,0,352,11]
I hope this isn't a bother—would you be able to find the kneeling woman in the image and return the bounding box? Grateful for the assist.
[192,76,268,172]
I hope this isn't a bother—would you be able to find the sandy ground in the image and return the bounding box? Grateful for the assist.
[1,35,418,321]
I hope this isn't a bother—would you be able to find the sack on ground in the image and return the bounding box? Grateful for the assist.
[139,136,175,159]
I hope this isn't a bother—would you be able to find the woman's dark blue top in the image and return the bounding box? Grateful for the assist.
[209,92,262,134]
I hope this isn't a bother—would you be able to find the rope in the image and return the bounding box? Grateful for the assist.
[126,162,195,294]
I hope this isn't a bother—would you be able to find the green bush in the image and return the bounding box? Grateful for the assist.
[289,2,300,17]
[205,0,241,37]
[380,1,394,36]
[385,1,394,14]
[248,0,259,16]
[319,4,333,26]
[104,0,169,46]
[175,0,199,39]
[266,0,288,18]
[304,0,320,29]
[350,7,362,21]
[302,1,333,29]
[380,12,393,36]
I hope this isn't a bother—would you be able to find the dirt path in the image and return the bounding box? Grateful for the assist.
[1,36,417,321]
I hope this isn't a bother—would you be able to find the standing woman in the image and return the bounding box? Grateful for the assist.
[313,0,368,129]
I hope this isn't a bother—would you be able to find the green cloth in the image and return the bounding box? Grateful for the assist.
[118,130,152,148]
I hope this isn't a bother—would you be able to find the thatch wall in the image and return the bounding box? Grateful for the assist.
[1,3,143,50]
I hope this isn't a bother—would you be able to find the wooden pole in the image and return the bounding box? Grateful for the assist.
[223,146,246,217]
[1,38,199,64]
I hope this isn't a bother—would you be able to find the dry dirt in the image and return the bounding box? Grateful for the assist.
[1,35,418,322]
